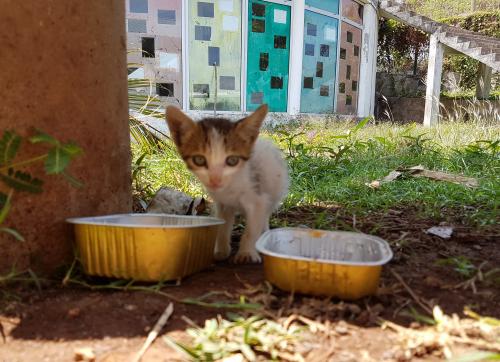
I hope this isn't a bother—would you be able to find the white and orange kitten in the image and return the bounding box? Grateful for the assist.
[166,105,289,263]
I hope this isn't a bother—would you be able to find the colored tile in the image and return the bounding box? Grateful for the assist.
[130,0,148,13]
[198,2,214,17]
[128,19,147,33]
[158,10,176,24]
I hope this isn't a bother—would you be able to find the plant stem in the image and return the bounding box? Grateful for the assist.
[0,154,47,172]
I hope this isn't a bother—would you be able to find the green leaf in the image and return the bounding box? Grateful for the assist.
[45,147,71,174]
[163,336,199,359]
[352,117,371,133]
[0,227,25,242]
[29,130,60,146]
[62,172,84,188]
[61,142,82,156]
[27,268,42,291]
[0,130,22,166]
[0,190,13,224]
[0,168,43,193]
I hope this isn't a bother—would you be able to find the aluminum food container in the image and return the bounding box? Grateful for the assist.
[256,228,393,299]
[67,214,224,282]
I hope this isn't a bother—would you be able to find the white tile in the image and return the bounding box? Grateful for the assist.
[219,0,233,12]
[274,9,287,24]
[324,26,337,42]
[222,15,238,31]
[159,52,179,70]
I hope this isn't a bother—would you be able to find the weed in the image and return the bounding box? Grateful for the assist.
[164,314,306,361]
[133,117,500,225]
[436,256,477,278]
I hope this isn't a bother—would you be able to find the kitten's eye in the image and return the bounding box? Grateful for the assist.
[192,155,207,167]
[225,156,240,167]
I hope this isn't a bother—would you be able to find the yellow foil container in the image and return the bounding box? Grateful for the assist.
[256,228,393,300]
[67,214,224,282]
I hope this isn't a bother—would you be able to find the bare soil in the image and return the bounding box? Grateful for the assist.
[1,206,499,361]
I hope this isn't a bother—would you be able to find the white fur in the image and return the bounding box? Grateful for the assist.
[208,138,289,263]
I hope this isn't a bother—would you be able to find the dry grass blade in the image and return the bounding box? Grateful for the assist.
[133,302,174,362]
[391,268,433,315]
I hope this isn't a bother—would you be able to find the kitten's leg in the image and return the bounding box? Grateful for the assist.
[234,196,269,264]
[214,203,235,261]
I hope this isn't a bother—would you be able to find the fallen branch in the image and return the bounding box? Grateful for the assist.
[133,302,174,362]
[390,268,433,315]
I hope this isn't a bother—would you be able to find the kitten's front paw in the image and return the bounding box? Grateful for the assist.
[232,250,261,264]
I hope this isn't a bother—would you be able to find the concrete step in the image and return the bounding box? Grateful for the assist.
[379,0,500,71]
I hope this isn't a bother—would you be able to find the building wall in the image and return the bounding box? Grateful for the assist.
[125,0,371,116]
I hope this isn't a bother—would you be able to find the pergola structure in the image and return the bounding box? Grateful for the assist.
[379,0,500,127]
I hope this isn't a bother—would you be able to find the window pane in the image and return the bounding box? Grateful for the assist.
[246,0,291,112]
[305,0,339,14]
[300,10,338,113]
[189,0,241,111]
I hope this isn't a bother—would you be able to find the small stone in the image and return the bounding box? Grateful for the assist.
[472,244,482,250]
[74,347,95,362]
[424,276,442,288]
[335,321,349,335]
[124,304,137,311]
[67,308,81,318]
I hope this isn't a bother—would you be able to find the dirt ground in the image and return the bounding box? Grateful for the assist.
[1,206,499,362]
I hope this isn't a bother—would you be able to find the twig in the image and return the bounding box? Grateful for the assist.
[390,268,433,315]
[133,302,174,362]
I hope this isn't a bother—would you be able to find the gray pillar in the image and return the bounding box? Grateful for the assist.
[476,63,492,100]
[424,34,444,127]
[0,1,132,274]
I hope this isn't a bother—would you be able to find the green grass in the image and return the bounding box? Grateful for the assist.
[133,119,499,225]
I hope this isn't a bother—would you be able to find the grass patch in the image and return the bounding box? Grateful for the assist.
[133,119,499,225]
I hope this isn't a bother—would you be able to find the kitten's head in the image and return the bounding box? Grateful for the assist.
[166,105,268,191]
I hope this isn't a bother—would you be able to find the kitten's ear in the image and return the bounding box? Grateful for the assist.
[236,104,268,141]
[166,106,195,146]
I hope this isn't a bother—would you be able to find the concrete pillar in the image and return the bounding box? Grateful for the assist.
[287,0,306,115]
[358,2,379,118]
[0,1,132,274]
[424,34,444,127]
[476,63,492,100]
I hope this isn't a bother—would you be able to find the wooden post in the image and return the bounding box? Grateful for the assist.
[475,63,492,100]
[423,34,444,127]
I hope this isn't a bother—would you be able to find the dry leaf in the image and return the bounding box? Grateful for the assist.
[368,165,479,189]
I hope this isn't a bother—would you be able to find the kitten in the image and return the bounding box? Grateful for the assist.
[165,105,289,263]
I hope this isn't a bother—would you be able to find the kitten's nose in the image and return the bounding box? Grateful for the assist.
[208,176,222,188]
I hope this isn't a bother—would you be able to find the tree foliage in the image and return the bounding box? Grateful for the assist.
[378,19,428,74]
